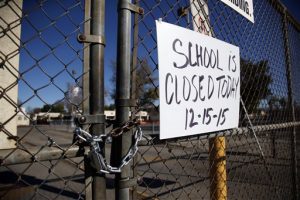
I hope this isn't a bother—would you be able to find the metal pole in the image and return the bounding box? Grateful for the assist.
[209,137,227,200]
[111,0,132,200]
[282,8,298,200]
[82,1,92,199]
[131,1,139,199]
[90,0,106,199]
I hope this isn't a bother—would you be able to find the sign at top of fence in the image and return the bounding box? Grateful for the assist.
[156,21,240,139]
[220,0,254,23]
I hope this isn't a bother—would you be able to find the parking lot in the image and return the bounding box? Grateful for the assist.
[0,125,297,199]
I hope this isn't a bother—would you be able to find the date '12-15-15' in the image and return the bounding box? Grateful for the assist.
[185,108,229,130]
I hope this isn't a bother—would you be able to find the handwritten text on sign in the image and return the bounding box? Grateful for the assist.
[156,21,240,139]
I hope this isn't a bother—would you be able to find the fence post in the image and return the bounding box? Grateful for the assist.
[131,1,139,199]
[282,8,298,200]
[112,0,132,200]
[82,0,92,199]
[209,137,227,200]
[89,0,106,199]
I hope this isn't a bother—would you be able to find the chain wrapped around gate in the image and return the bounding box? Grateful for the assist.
[73,119,142,174]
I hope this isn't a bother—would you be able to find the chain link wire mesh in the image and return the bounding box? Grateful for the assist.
[0,0,89,199]
[0,0,299,200]
[132,0,299,199]
[287,13,300,196]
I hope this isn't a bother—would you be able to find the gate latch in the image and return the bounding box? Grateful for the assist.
[118,2,144,15]
[77,34,105,45]
[75,114,106,125]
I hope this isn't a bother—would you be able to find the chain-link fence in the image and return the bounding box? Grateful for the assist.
[131,0,300,199]
[0,0,89,199]
[0,0,299,200]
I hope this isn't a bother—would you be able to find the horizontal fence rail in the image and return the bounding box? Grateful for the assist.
[0,121,299,166]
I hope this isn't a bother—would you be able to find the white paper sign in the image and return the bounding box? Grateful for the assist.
[221,0,254,23]
[156,21,240,139]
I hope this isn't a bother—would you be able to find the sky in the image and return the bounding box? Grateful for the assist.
[19,0,119,109]
[17,0,300,110]
[282,0,300,22]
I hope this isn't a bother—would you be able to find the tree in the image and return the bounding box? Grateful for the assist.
[109,59,158,106]
[268,96,287,111]
[52,102,65,113]
[135,59,158,105]
[40,103,65,113]
[33,107,41,113]
[104,104,115,110]
[241,59,272,114]
[41,104,51,112]
[267,96,289,122]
